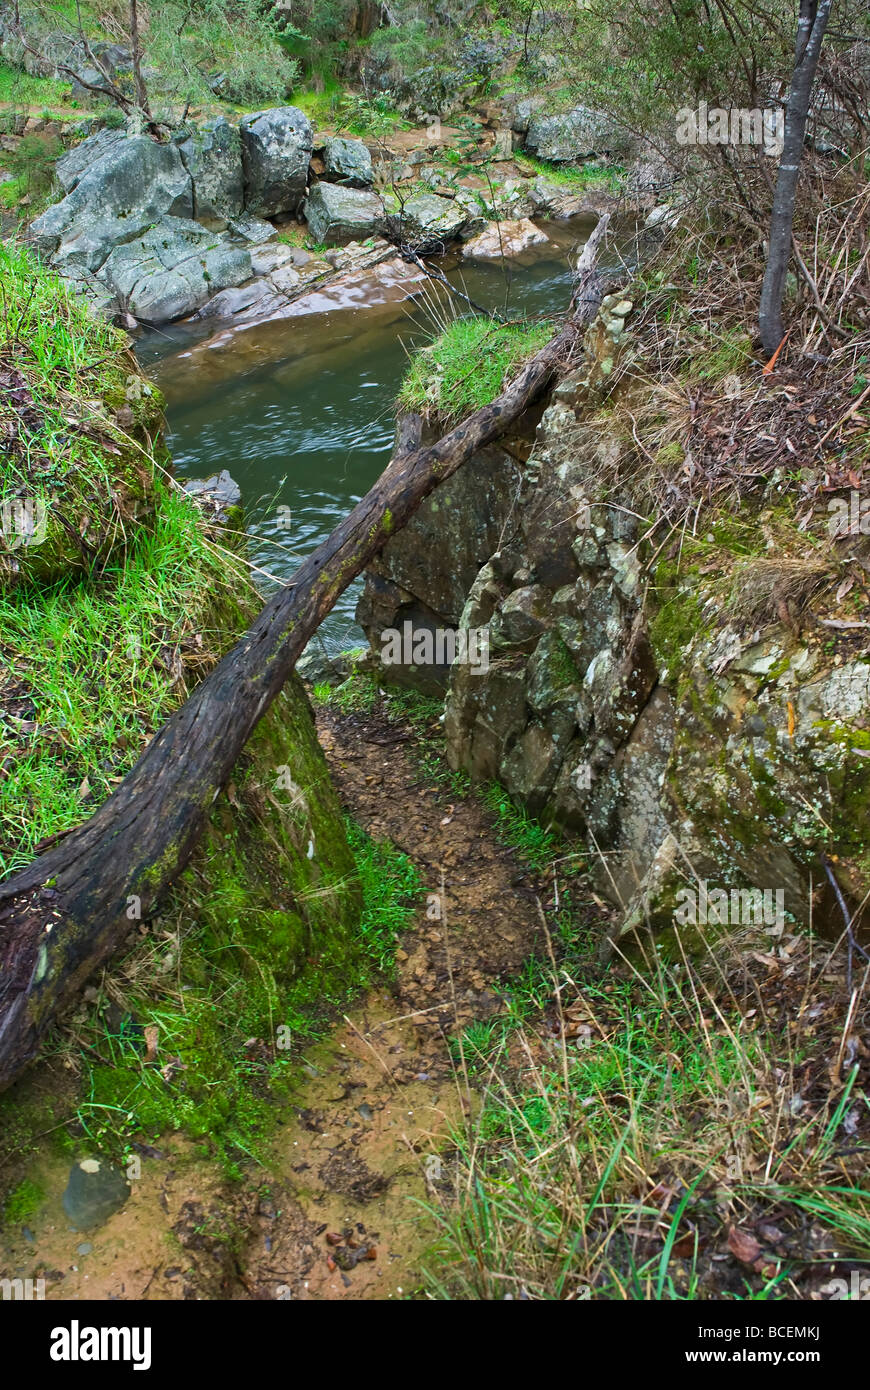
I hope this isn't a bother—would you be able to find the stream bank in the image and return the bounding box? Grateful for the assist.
[0,694,584,1300]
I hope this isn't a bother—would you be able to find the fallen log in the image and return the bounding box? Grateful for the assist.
[0,215,610,1090]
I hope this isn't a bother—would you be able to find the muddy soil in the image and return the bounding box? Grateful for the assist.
[3,704,547,1301]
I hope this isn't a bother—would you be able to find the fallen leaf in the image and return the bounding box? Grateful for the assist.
[728,1226,761,1265]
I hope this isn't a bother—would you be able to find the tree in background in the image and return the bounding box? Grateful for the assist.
[758,0,833,355]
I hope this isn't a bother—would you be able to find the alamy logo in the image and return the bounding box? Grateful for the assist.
[380,622,489,674]
[675,882,785,931]
[49,1321,151,1371]
[676,101,784,156]
[822,1270,870,1300]
[0,497,49,550]
[0,1276,45,1300]
[828,492,870,537]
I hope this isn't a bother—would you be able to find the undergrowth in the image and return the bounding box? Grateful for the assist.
[425,923,870,1300]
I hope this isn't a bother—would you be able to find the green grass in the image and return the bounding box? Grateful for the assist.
[0,486,237,875]
[345,818,421,974]
[0,59,71,108]
[399,317,556,421]
[0,242,158,555]
[425,952,870,1300]
[515,151,625,193]
[479,782,560,873]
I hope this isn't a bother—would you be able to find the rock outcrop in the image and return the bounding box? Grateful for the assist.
[524,106,633,163]
[99,217,251,323]
[31,133,193,273]
[463,217,550,259]
[239,106,313,217]
[177,117,244,228]
[31,108,314,324]
[359,293,870,953]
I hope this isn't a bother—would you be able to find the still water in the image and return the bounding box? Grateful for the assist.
[137,219,597,650]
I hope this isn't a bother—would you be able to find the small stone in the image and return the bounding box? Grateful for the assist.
[62,1157,130,1231]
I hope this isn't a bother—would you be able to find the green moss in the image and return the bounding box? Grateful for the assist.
[3,1177,45,1225]
[648,558,707,679]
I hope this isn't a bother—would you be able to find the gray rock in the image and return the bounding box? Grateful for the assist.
[240,106,313,217]
[194,278,281,321]
[463,217,549,259]
[322,136,373,187]
[227,213,278,244]
[249,241,300,275]
[31,135,193,273]
[303,181,385,245]
[178,117,244,228]
[183,469,242,526]
[63,1157,130,1231]
[510,96,546,134]
[99,217,251,324]
[394,191,470,242]
[525,106,631,163]
[55,126,129,193]
[69,42,132,102]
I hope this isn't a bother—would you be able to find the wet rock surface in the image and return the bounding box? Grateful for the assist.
[62,1158,130,1231]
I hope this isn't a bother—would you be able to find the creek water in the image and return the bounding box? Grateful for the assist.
[136,217,599,651]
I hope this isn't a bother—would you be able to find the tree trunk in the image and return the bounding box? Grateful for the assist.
[758,0,832,357]
[0,218,610,1090]
[129,0,152,120]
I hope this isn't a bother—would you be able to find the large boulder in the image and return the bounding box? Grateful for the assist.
[303,181,385,245]
[240,106,313,217]
[31,134,193,273]
[69,41,133,101]
[322,135,373,187]
[392,191,471,243]
[177,117,244,228]
[55,126,129,193]
[524,106,631,163]
[99,217,251,324]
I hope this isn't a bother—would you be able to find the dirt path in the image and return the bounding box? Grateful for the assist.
[239,706,545,1300]
[3,703,546,1301]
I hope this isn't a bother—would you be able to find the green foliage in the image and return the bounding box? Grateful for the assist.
[144,0,299,108]
[345,819,421,974]
[338,88,405,138]
[0,58,71,109]
[479,783,559,872]
[563,0,795,136]
[399,316,556,421]
[515,151,625,192]
[0,130,63,214]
